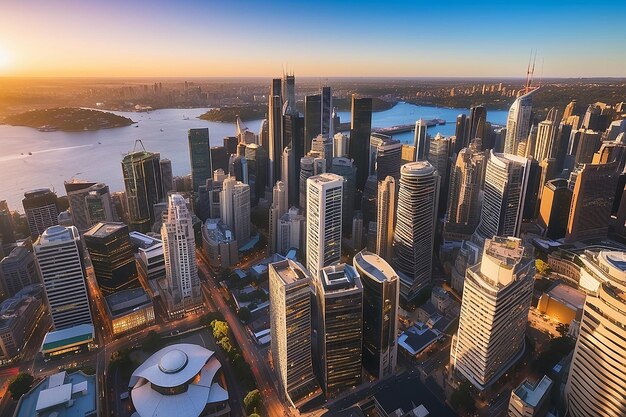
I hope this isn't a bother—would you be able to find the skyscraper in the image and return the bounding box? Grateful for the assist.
[306,173,343,279]
[468,105,487,143]
[333,133,349,158]
[220,176,251,247]
[269,259,321,407]
[350,95,373,191]
[188,128,211,193]
[159,158,173,197]
[268,78,283,186]
[161,194,202,316]
[565,250,626,417]
[64,180,98,233]
[34,225,93,330]
[311,134,333,172]
[244,143,268,205]
[121,149,163,233]
[472,151,529,245]
[0,246,40,297]
[22,188,58,239]
[299,155,326,210]
[277,207,306,255]
[84,222,140,296]
[269,181,288,254]
[314,264,363,398]
[413,119,429,161]
[321,86,333,137]
[451,236,534,390]
[283,73,296,116]
[538,179,572,240]
[504,89,536,155]
[428,133,451,216]
[283,113,305,205]
[370,133,402,180]
[304,94,322,154]
[393,162,440,299]
[534,108,559,162]
[376,176,396,261]
[353,250,399,379]
[84,183,117,226]
[454,114,468,153]
[330,157,357,235]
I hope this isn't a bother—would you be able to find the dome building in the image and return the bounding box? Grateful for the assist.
[129,343,230,417]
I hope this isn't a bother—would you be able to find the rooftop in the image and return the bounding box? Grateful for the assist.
[401,161,436,176]
[320,263,361,293]
[42,324,94,352]
[513,375,553,407]
[84,222,127,239]
[270,259,310,285]
[37,225,78,245]
[353,250,398,284]
[308,172,343,186]
[546,284,586,311]
[105,288,152,317]
[129,231,162,250]
[484,236,525,266]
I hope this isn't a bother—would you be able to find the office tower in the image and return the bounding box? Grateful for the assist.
[376,176,396,261]
[428,133,451,216]
[84,183,117,227]
[352,213,364,251]
[223,135,238,154]
[472,151,529,244]
[283,73,296,115]
[594,142,626,173]
[304,94,322,154]
[350,95,373,191]
[334,133,349,158]
[245,143,268,205]
[299,155,326,209]
[451,237,534,390]
[306,173,343,279]
[330,157,357,234]
[0,247,39,297]
[571,129,602,165]
[281,147,293,206]
[561,100,578,123]
[121,149,163,233]
[159,158,173,197]
[34,225,93,330]
[284,113,305,205]
[277,207,306,255]
[84,222,140,296]
[111,192,129,224]
[509,376,553,417]
[565,250,626,417]
[535,108,559,162]
[553,122,573,173]
[360,175,379,228]
[314,264,363,397]
[311,134,333,171]
[538,179,572,240]
[445,141,486,240]
[523,158,541,220]
[258,119,269,151]
[228,154,246,183]
[414,119,429,160]
[220,176,251,247]
[64,180,98,233]
[321,86,333,137]
[537,158,559,201]
[504,89,536,155]
[188,128,211,193]
[269,181,288,254]
[522,125,538,158]
[268,79,283,186]
[22,188,59,238]
[454,114,468,153]
[353,250,399,379]
[468,105,487,143]
[0,201,15,248]
[393,162,440,299]
[566,162,619,242]
[161,194,202,315]
[210,146,229,173]
[370,134,402,180]
[269,259,321,407]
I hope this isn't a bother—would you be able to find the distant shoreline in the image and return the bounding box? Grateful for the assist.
[2,107,135,132]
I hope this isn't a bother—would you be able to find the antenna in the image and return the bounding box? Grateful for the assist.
[132,139,146,153]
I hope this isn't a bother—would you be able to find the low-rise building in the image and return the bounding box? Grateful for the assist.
[105,288,155,336]
[41,324,95,359]
[509,375,553,417]
[537,284,585,325]
[0,285,43,364]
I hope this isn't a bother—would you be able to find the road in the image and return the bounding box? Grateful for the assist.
[197,250,290,417]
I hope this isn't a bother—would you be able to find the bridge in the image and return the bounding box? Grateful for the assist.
[372,119,447,135]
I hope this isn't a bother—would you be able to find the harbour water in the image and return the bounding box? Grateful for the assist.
[0,103,508,210]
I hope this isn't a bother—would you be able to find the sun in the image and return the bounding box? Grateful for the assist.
[0,46,12,70]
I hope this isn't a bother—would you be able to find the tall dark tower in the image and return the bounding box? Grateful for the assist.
[350,95,373,191]
[283,74,296,116]
[468,105,487,144]
[321,86,333,137]
[268,78,283,186]
[454,114,468,154]
[304,94,322,154]
[284,113,305,206]
[188,128,211,193]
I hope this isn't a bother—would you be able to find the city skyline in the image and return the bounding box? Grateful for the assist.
[1,1,625,78]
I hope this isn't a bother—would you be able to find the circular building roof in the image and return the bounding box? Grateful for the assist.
[158,349,188,374]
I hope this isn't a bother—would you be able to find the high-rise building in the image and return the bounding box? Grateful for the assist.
[161,194,202,316]
[414,119,429,161]
[333,133,349,158]
[0,200,16,249]
[566,162,619,242]
[84,222,140,296]
[454,114,468,153]
[159,158,173,197]
[321,86,333,137]
[269,259,321,407]
[472,151,529,245]
[330,157,356,235]
[22,189,58,239]
[445,141,486,240]
[538,179,572,240]
[281,147,293,206]
[504,89,536,155]
[283,113,305,206]
[220,176,251,247]
[428,134,451,216]
[353,250,399,379]
[306,173,343,279]
[350,95,373,191]
[468,105,487,143]
[121,149,163,233]
[311,134,333,172]
[0,247,40,297]
[269,181,288,254]
[244,143,268,205]
[304,94,322,154]
[534,108,559,162]
[565,250,626,417]
[451,236,534,390]
[84,183,117,227]
[283,73,296,116]
[393,162,440,299]
[314,264,363,398]
[269,79,283,186]
[258,118,269,151]
[64,180,98,233]
[277,207,306,255]
[370,134,402,180]
[34,225,93,330]
[376,176,396,261]
[299,155,326,210]
[188,128,211,193]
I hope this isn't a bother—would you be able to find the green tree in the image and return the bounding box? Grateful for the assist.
[142,330,163,352]
[450,382,477,414]
[244,389,262,414]
[536,259,551,276]
[211,320,230,341]
[238,307,252,324]
[249,414,261,417]
[8,373,34,400]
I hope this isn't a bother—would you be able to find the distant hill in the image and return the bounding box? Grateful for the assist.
[3,107,134,132]
[199,106,266,123]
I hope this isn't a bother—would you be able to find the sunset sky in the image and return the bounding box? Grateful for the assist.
[0,0,624,78]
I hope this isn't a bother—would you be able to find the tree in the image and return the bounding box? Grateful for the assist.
[8,373,34,400]
[249,414,261,417]
[142,330,163,352]
[244,389,262,414]
[557,323,570,337]
[450,382,477,414]
[238,307,252,324]
[535,259,551,276]
[211,320,230,341]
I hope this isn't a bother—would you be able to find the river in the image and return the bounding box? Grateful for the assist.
[0,103,508,211]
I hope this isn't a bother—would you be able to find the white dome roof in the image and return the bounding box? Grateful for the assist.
[158,349,188,374]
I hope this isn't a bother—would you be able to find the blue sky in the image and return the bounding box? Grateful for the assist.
[0,0,624,77]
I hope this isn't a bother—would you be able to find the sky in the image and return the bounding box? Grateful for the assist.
[0,0,625,78]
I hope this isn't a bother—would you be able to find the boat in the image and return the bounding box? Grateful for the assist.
[183,116,190,120]
[37,125,58,132]
[28,152,32,155]
[160,128,164,132]
[135,125,139,128]
[98,142,102,145]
